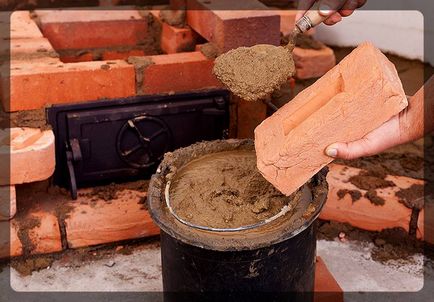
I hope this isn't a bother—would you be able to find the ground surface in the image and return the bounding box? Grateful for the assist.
[4,235,432,298]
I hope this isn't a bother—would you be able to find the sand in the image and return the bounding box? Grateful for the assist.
[213,44,295,102]
[169,150,300,229]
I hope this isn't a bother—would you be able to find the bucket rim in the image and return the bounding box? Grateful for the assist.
[147,139,329,251]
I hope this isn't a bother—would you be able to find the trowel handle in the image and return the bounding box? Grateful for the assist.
[295,9,328,33]
[295,2,342,33]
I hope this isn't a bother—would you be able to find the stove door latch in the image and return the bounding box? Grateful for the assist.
[65,138,82,200]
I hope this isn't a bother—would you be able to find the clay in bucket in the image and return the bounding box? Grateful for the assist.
[168,149,304,230]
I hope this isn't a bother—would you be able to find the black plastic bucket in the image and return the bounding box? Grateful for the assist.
[148,140,329,302]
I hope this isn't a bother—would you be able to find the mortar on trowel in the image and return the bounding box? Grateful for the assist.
[213,7,330,102]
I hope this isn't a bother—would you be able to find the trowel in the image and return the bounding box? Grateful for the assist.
[213,6,336,102]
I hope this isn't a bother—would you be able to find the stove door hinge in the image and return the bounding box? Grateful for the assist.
[66,138,82,200]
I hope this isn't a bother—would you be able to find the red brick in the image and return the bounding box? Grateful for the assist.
[186,0,280,52]
[102,49,146,60]
[293,46,336,79]
[0,37,59,63]
[1,60,135,112]
[237,97,267,139]
[320,164,422,232]
[151,10,197,54]
[141,51,222,95]
[1,209,62,258]
[28,211,62,254]
[0,128,55,185]
[65,188,159,248]
[60,52,94,63]
[0,11,44,40]
[0,221,22,258]
[0,185,16,221]
[314,257,343,302]
[36,9,150,50]
[255,42,408,196]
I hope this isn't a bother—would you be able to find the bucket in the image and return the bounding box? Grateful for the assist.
[148,139,328,301]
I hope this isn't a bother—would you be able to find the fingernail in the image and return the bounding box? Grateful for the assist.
[326,147,338,157]
[319,4,332,15]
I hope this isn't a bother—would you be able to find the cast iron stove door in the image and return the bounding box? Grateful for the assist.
[48,90,230,199]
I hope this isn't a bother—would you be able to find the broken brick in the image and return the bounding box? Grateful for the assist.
[0,185,16,221]
[255,42,408,196]
[320,164,421,232]
[65,189,159,248]
[141,51,222,95]
[293,46,336,79]
[0,128,55,185]
[35,9,150,50]
[186,0,280,52]
[1,60,136,112]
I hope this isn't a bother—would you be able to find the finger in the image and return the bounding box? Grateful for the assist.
[339,0,359,17]
[357,0,367,8]
[325,139,373,160]
[323,12,342,25]
[318,0,346,17]
[296,0,318,21]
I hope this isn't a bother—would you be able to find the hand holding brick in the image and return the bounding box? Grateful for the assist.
[255,42,408,195]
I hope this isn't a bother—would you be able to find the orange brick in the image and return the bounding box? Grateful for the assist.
[0,221,23,258]
[314,257,343,302]
[65,189,159,248]
[293,46,336,79]
[141,51,222,95]
[0,128,55,185]
[36,9,150,50]
[0,11,44,40]
[255,42,408,196]
[1,60,135,112]
[0,185,16,221]
[151,10,197,54]
[319,164,423,232]
[0,37,59,63]
[28,211,62,254]
[186,0,280,52]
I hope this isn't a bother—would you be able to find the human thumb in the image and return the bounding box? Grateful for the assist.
[325,140,372,160]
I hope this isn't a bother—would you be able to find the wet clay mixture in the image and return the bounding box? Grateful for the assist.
[169,150,300,229]
[346,167,396,206]
[213,44,295,102]
[317,220,432,264]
